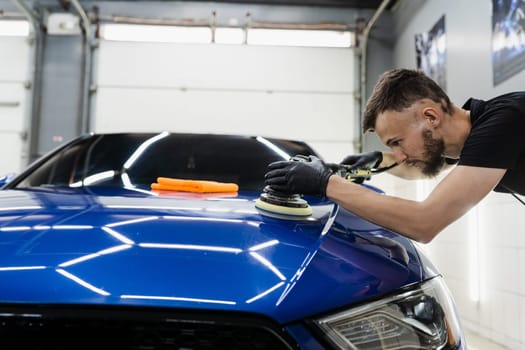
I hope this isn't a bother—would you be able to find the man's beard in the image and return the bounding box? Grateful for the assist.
[407,129,445,177]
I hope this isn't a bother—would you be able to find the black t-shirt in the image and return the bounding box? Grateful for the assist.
[460,92,525,195]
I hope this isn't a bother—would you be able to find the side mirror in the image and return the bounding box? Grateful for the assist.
[0,173,17,188]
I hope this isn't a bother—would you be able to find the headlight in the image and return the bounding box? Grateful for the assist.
[314,277,463,349]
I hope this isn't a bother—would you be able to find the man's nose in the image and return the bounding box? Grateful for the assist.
[393,149,408,164]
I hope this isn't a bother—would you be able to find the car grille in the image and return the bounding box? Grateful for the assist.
[0,304,297,350]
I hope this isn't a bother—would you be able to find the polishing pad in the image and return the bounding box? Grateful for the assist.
[255,197,312,216]
[255,186,312,216]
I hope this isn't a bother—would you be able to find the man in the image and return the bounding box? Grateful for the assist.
[264,68,525,243]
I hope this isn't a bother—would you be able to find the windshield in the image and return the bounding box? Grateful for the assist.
[12,133,319,191]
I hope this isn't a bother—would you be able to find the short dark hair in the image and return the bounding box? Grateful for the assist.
[362,69,453,132]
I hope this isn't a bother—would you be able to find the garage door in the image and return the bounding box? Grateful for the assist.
[0,28,31,175]
[92,39,357,161]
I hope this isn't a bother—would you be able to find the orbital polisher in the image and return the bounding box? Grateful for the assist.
[255,185,314,216]
[254,156,397,217]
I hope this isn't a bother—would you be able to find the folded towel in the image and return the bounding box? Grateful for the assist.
[151,190,238,199]
[151,177,239,193]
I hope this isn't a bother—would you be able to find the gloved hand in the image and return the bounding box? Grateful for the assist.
[264,155,334,196]
[340,151,383,170]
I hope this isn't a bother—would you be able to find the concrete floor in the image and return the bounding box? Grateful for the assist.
[465,330,510,350]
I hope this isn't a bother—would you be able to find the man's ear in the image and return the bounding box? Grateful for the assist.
[422,107,441,128]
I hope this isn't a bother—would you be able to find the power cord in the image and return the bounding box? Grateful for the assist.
[500,184,525,206]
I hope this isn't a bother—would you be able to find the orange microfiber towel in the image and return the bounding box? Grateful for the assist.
[151,177,239,193]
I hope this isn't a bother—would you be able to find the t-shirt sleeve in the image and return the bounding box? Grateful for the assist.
[459,104,525,169]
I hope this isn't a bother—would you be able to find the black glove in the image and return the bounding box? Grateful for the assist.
[264,155,333,196]
[341,151,382,170]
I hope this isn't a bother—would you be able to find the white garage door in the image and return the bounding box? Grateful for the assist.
[92,40,357,162]
[0,33,30,175]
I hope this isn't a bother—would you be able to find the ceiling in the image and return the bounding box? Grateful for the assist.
[83,0,390,9]
[167,0,386,8]
[0,0,398,34]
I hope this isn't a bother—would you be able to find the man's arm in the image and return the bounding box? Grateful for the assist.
[326,165,506,242]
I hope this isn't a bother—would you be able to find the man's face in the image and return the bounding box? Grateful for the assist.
[374,104,445,177]
[408,129,445,177]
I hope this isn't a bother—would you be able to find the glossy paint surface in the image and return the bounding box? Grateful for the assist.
[0,187,431,324]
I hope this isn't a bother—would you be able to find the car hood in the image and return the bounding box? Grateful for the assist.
[0,187,427,323]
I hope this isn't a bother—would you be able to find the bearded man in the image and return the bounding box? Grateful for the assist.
[264,69,525,243]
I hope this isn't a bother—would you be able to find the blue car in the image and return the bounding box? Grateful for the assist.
[0,132,465,349]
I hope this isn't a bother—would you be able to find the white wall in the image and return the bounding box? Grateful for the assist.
[92,40,358,162]
[377,0,525,348]
[0,34,31,175]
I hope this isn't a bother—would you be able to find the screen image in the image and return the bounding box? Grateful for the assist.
[492,0,525,85]
[415,15,447,90]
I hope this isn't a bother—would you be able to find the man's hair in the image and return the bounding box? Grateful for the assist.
[362,69,453,132]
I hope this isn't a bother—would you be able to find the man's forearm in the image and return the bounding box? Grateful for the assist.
[326,175,439,242]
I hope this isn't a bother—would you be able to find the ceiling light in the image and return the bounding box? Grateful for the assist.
[215,27,244,44]
[100,23,212,44]
[0,20,30,36]
[247,28,352,48]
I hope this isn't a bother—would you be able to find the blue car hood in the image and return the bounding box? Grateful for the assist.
[0,187,427,323]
